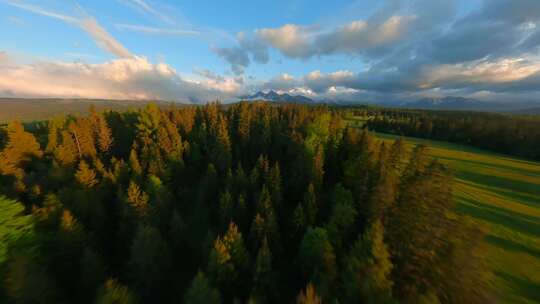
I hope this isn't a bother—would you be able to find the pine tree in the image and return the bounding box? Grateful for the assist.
[75,160,98,188]
[55,129,79,165]
[184,271,222,304]
[96,115,114,154]
[69,118,97,158]
[387,158,457,301]
[292,203,306,234]
[298,227,336,299]
[94,279,139,304]
[46,117,64,153]
[128,226,172,301]
[325,184,357,252]
[303,184,318,227]
[250,186,280,253]
[0,121,42,179]
[126,181,149,217]
[128,148,143,177]
[251,237,275,301]
[79,247,106,302]
[4,256,59,304]
[208,222,248,298]
[342,220,393,303]
[219,190,234,229]
[296,283,322,304]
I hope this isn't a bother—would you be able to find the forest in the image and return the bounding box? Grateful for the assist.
[0,102,488,303]
[357,108,540,161]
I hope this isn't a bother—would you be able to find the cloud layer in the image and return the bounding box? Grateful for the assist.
[214,0,540,102]
[3,0,540,103]
[1,1,241,102]
[0,54,241,102]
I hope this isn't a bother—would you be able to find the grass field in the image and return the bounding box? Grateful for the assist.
[376,132,540,304]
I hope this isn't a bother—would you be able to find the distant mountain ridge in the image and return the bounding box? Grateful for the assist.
[241,90,314,104]
[398,96,491,110]
[396,96,540,112]
[240,92,540,113]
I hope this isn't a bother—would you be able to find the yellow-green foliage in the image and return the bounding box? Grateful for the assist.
[376,133,540,304]
[0,197,34,266]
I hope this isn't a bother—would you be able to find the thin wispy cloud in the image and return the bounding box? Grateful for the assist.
[79,18,132,58]
[119,0,174,25]
[116,24,199,36]
[4,0,76,23]
[6,16,25,26]
[4,0,132,58]
[65,52,96,59]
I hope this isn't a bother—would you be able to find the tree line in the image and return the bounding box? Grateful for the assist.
[0,102,487,303]
[357,107,540,160]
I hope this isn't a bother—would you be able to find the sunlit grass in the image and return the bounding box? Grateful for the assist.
[376,132,540,304]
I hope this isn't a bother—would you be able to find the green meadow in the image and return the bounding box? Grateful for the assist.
[376,132,540,304]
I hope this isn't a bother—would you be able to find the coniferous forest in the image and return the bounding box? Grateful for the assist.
[359,108,540,161]
[0,102,488,303]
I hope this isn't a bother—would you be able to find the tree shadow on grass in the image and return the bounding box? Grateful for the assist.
[485,234,540,259]
[456,170,540,199]
[456,179,540,210]
[457,199,540,238]
[437,155,540,179]
[495,271,540,303]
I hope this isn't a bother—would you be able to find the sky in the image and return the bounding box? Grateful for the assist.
[1,0,540,103]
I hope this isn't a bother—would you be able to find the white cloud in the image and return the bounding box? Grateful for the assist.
[420,58,540,88]
[214,5,419,72]
[5,0,76,23]
[256,24,313,58]
[246,15,416,60]
[314,16,416,55]
[0,54,241,102]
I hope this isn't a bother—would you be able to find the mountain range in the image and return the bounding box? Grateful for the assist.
[241,90,315,104]
[241,91,540,113]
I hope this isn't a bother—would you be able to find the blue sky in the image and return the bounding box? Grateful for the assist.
[1,0,540,103]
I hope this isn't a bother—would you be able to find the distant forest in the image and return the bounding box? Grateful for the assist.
[358,108,540,160]
[0,103,488,303]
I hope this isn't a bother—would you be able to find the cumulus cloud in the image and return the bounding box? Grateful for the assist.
[241,0,540,102]
[1,1,245,103]
[256,24,314,58]
[212,47,250,75]
[253,54,540,102]
[213,0,453,73]
[254,16,416,59]
[0,54,240,102]
[211,32,269,75]
[237,32,269,64]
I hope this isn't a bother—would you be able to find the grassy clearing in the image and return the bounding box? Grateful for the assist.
[376,132,540,304]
